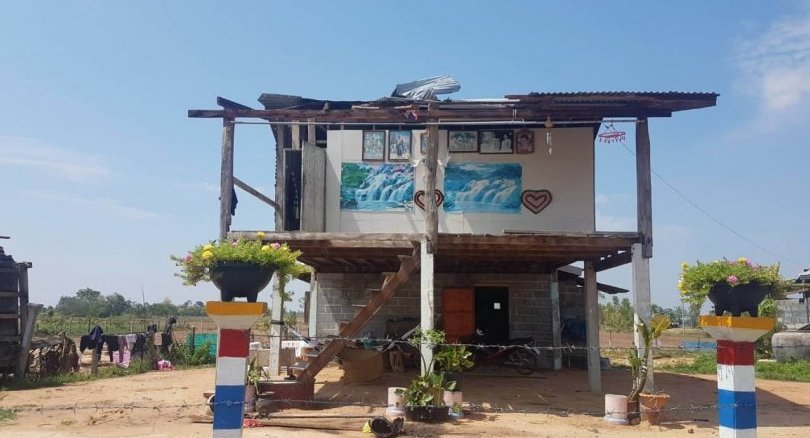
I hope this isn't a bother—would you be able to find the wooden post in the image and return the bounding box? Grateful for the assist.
[291,122,301,150]
[584,261,601,393]
[219,116,235,241]
[268,275,284,378]
[15,303,42,379]
[631,242,654,390]
[424,125,440,253]
[190,326,196,354]
[636,118,652,258]
[550,272,562,370]
[420,238,435,375]
[274,125,288,231]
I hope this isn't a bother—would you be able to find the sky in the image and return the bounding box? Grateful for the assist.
[1,1,809,311]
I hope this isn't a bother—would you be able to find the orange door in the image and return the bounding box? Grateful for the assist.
[442,288,475,342]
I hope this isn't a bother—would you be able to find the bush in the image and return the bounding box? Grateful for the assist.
[167,340,215,367]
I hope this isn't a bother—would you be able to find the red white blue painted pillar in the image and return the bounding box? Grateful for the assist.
[700,316,775,438]
[205,302,267,438]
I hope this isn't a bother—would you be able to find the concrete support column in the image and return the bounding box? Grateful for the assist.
[631,242,653,391]
[550,272,562,370]
[420,238,435,375]
[206,301,267,438]
[268,275,283,378]
[584,261,601,393]
[307,276,318,338]
[700,316,775,438]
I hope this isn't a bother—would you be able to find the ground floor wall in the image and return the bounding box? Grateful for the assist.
[313,272,586,369]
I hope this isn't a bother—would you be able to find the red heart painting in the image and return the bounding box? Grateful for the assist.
[521,190,552,214]
[414,190,444,211]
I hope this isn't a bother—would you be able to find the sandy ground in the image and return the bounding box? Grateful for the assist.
[2,361,810,438]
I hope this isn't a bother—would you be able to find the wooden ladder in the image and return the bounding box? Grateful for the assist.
[295,247,420,383]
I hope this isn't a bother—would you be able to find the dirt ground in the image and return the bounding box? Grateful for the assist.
[2,361,810,438]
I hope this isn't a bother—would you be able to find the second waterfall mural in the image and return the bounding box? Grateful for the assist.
[444,163,522,214]
[341,163,414,211]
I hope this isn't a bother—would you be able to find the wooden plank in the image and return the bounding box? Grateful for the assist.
[16,304,42,379]
[219,117,235,241]
[584,261,601,393]
[424,125,440,253]
[0,292,20,298]
[636,118,652,258]
[233,177,280,210]
[296,245,421,383]
[442,288,474,343]
[274,125,288,231]
[291,122,301,150]
[300,141,326,232]
[18,263,29,333]
[216,96,253,111]
[229,231,420,242]
[593,251,632,272]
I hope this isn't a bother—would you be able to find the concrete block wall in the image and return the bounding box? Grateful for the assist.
[314,271,583,368]
[777,300,810,330]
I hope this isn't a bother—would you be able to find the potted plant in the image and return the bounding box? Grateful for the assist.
[627,314,671,425]
[397,329,454,423]
[434,344,474,417]
[679,258,786,316]
[172,231,308,302]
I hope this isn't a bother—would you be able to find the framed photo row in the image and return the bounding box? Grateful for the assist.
[362,130,413,162]
[362,128,537,161]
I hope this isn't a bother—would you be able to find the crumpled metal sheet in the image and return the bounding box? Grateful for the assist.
[391,75,461,100]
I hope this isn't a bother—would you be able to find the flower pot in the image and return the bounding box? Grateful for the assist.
[443,390,463,418]
[244,385,257,413]
[404,405,450,423]
[255,391,276,416]
[708,281,770,317]
[385,387,406,417]
[210,262,276,302]
[638,393,670,425]
[603,394,628,425]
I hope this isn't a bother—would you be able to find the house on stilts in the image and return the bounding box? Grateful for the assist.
[189,87,718,396]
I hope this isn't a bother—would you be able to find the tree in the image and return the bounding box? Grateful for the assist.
[600,296,634,347]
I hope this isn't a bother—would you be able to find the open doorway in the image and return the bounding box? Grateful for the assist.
[474,286,510,344]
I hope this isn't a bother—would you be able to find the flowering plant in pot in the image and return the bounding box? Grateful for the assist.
[172,232,308,302]
[678,257,786,316]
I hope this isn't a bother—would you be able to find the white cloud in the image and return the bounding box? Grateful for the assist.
[736,15,810,128]
[0,135,112,182]
[23,190,158,220]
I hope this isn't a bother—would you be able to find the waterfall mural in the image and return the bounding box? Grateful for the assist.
[341,163,414,211]
[444,163,522,213]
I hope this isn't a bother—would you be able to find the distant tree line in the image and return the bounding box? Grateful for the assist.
[47,288,206,317]
[599,295,701,333]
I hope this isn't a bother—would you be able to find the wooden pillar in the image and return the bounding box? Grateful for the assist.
[424,125,440,253]
[632,242,654,390]
[636,118,652,258]
[307,274,318,338]
[17,263,29,337]
[268,275,284,378]
[550,272,562,370]
[584,261,601,393]
[15,303,42,379]
[219,117,235,241]
[274,126,288,231]
[420,238,435,375]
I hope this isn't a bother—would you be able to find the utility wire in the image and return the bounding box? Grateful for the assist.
[614,134,804,269]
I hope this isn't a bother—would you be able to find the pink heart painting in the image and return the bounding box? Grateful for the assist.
[521,190,553,214]
[414,190,444,211]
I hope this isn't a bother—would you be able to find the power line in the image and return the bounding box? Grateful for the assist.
[614,136,803,269]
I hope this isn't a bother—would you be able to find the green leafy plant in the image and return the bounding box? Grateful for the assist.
[398,329,457,407]
[678,257,787,306]
[247,357,264,392]
[171,232,309,299]
[628,314,671,402]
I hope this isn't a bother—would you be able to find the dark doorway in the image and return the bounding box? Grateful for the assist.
[474,286,509,344]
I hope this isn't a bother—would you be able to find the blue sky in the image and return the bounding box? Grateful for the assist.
[1,1,808,310]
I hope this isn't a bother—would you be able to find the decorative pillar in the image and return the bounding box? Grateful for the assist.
[700,316,775,438]
[206,301,268,438]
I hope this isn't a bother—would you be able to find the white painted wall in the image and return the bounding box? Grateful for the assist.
[324,128,595,234]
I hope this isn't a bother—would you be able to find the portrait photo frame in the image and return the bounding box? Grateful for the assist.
[420,132,429,155]
[388,130,412,161]
[515,129,535,154]
[447,130,479,153]
[479,130,514,154]
[362,130,386,161]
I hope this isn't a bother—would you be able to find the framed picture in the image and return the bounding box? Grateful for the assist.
[479,130,514,154]
[388,130,412,161]
[420,132,429,154]
[515,129,535,154]
[448,130,478,153]
[362,130,386,161]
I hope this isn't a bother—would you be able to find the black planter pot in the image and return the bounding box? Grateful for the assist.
[708,281,770,317]
[405,405,450,423]
[210,262,276,302]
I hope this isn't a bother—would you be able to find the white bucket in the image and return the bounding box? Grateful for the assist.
[603,394,629,425]
[385,387,406,417]
[444,390,463,418]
